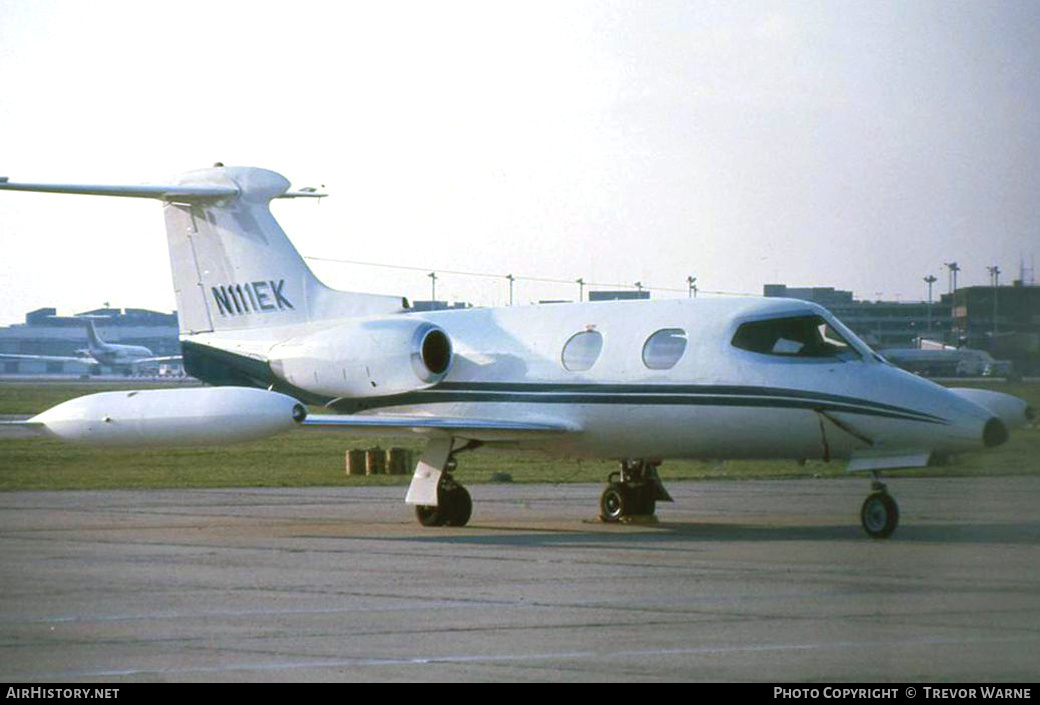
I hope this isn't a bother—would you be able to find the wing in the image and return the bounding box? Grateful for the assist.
[0,353,181,367]
[1,414,574,442]
[0,353,95,365]
[302,413,578,442]
[127,355,183,366]
[0,419,46,439]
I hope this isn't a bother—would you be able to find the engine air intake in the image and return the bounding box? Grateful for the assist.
[413,324,453,382]
[983,417,1008,448]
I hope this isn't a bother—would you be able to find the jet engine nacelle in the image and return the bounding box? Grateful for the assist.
[30,387,306,447]
[268,318,453,398]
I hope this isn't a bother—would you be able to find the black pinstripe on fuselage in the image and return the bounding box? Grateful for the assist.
[330,380,948,425]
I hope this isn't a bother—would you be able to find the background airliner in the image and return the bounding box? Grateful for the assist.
[0,318,180,373]
[0,165,1031,538]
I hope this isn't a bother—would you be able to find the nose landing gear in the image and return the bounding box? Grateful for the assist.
[599,459,673,523]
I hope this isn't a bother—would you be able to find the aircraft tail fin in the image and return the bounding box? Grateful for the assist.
[1,166,406,336]
[84,319,104,349]
[162,166,406,335]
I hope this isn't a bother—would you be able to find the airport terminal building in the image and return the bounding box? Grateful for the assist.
[0,307,181,375]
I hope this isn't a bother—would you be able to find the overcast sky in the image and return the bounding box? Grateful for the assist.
[1,0,1038,325]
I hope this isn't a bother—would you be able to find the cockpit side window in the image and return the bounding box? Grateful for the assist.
[732,315,860,360]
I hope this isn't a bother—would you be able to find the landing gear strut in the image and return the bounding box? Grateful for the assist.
[860,478,899,539]
[600,459,673,522]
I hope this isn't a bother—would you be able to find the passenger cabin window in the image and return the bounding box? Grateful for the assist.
[562,330,603,371]
[731,315,860,360]
[642,328,688,370]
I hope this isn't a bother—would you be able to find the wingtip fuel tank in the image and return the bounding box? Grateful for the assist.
[29,387,306,447]
[948,387,1034,433]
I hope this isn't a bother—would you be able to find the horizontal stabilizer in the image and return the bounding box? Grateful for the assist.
[0,177,323,201]
[0,180,238,201]
[303,414,577,441]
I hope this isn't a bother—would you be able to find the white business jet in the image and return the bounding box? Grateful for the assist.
[0,318,179,373]
[0,166,1032,537]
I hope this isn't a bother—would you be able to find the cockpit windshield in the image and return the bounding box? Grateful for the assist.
[731,314,862,361]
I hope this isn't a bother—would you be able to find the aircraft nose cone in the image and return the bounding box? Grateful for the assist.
[983,417,1008,448]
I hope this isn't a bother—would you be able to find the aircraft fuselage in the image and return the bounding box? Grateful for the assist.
[186,295,1001,465]
[90,345,154,367]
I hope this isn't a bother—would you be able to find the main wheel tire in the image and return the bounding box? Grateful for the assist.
[415,484,472,527]
[415,504,447,527]
[860,491,899,539]
[443,485,472,527]
[600,485,628,523]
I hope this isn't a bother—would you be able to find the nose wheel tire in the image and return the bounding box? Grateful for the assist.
[860,490,899,539]
[600,485,628,523]
[599,460,670,523]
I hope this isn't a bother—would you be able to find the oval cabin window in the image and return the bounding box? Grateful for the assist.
[642,328,688,370]
[561,330,604,371]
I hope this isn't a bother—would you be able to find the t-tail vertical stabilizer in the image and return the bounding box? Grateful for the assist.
[163,166,404,335]
[0,165,406,336]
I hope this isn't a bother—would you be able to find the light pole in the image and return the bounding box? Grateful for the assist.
[428,272,437,304]
[576,278,585,302]
[944,262,961,345]
[924,274,937,334]
[988,265,1001,336]
[687,275,697,298]
[944,261,960,295]
[506,274,515,306]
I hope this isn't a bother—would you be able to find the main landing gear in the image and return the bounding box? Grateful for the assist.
[599,459,673,523]
[860,477,899,539]
[414,460,473,527]
[410,439,479,528]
